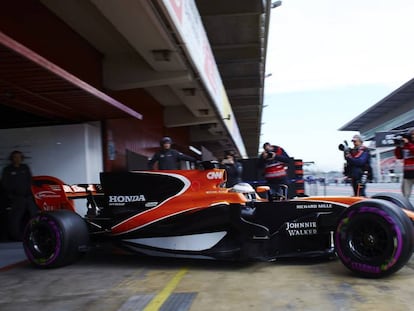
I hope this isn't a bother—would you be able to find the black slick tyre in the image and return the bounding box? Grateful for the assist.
[335,199,414,278]
[23,210,89,268]
[371,192,414,211]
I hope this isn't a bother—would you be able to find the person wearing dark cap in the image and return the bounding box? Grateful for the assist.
[148,137,196,170]
[1,150,38,240]
[259,142,290,199]
[344,134,371,196]
[220,150,243,187]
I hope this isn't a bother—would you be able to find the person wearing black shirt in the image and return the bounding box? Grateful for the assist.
[220,150,243,187]
[148,137,196,170]
[1,151,38,240]
[0,182,8,241]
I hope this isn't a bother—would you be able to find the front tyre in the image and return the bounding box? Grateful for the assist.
[371,192,414,211]
[335,199,414,278]
[23,211,89,268]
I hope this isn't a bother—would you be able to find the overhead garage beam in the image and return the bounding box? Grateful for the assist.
[0,30,143,120]
[104,55,192,90]
[90,0,185,72]
[164,106,217,128]
[195,0,265,16]
[190,127,227,142]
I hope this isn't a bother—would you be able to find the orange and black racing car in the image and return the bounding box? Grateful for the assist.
[24,162,414,278]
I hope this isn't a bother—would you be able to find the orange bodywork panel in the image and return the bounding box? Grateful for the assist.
[297,196,365,206]
[403,209,414,220]
[110,169,248,235]
[32,176,101,212]
[31,169,248,233]
[32,176,76,212]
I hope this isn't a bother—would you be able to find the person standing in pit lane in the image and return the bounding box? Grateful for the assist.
[394,128,414,199]
[0,182,8,241]
[1,150,38,240]
[148,137,197,170]
[259,142,290,199]
[220,150,243,187]
[344,134,371,197]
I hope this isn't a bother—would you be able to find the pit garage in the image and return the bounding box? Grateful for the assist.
[2,1,414,311]
[0,0,270,181]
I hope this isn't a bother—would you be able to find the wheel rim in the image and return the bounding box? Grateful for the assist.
[25,217,61,265]
[30,224,56,257]
[346,216,394,263]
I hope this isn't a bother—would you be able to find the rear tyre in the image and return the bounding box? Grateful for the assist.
[372,192,414,211]
[23,211,89,268]
[335,199,414,278]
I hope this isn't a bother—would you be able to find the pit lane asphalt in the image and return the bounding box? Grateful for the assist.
[2,249,414,311]
[1,182,414,311]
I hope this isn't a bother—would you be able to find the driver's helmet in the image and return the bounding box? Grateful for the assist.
[230,182,255,193]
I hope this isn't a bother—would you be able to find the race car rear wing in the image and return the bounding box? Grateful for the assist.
[32,176,103,212]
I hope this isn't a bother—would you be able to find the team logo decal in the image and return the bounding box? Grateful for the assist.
[109,195,146,206]
[286,221,317,236]
[34,191,61,199]
[206,171,223,180]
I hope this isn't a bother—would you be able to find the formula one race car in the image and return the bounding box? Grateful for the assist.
[24,162,414,278]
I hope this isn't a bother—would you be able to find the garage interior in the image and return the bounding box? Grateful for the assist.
[0,0,272,168]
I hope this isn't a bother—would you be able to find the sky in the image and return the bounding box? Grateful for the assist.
[261,0,414,172]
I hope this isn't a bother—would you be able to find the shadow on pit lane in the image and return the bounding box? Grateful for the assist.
[71,245,339,273]
[79,248,252,271]
[68,249,414,280]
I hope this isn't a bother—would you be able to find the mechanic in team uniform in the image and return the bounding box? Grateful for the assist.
[344,135,370,197]
[1,150,38,240]
[220,150,243,187]
[394,128,414,198]
[0,182,8,241]
[259,142,290,199]
[148,137,197,170]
